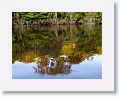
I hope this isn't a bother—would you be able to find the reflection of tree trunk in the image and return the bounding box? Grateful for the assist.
[70,25,73,39]
[54,25,58,37]
[35,43,36,52]
[52,25,58,37]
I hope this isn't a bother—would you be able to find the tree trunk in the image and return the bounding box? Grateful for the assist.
[54,12,58,24]
[69,12,73,24]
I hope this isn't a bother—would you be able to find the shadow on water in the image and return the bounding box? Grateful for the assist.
[12,24,102,79]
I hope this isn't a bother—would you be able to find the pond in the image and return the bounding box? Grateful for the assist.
[12,24,102,79]
[13,54,102,79]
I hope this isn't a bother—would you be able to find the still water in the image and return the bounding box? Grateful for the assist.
[12,24,102,79]
[13,54,102,79]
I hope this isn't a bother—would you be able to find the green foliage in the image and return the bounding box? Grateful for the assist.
[61,43,74,56]
[12,24,102,64]
[12,12,102,25]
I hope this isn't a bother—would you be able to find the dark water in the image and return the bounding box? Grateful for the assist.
[12,24,102,79]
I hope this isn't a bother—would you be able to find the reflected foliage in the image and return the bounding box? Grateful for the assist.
[12,12,102,75]
[12,24,102,75]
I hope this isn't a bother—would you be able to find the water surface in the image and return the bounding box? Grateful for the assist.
[12,24,102,79]
[12,54,102,79]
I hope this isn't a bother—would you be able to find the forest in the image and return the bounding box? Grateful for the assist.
[12,12,102,26]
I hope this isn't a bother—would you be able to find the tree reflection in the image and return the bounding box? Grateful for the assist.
[12,24,102,75]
